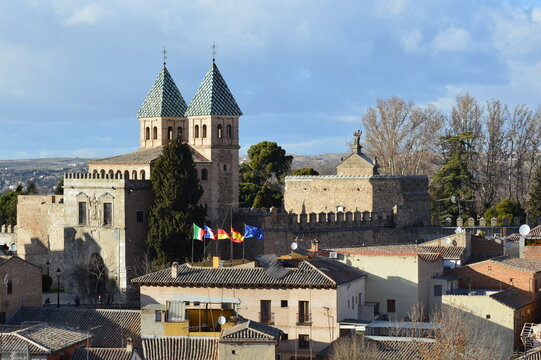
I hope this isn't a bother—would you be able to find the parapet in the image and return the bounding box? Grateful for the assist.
[63,172,151,189]
[286,175,428,180]
[0,224,14,233]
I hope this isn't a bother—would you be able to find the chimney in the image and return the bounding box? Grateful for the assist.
[171,262,179,278]
[213,256,221,268]
[126,337,133,352]
[311,239,319,254]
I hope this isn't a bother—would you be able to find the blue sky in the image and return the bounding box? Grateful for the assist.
[1,0,541,159]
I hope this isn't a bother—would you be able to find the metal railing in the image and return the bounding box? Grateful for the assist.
[259,312,275,325]
[296,312,312,325]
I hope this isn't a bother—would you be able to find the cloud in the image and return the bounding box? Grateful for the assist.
[431,27,472,53]
[402,29,422,53]
[64,3,103,25]
[373,0,409,18]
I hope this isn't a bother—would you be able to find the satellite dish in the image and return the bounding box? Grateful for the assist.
[291,242,298,250]
[218,316,226,325]
[519,224,531,236]
[451,196,457,204]
[10,244,17,252]
[444,238,452,245]
[454,227,463,234]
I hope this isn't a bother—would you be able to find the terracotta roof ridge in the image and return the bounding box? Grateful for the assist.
[302,260,336,285]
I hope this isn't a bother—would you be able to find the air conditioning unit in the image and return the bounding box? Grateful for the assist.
[329,252,338,259]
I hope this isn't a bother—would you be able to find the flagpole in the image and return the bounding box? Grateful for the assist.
[230,205,233,263]
[191,236,194,264]
[242,223,245,260]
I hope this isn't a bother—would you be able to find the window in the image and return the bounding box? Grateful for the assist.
[177,127,182,139]
[281,333,288,340]
[260,300,272,324]
[488,265,492,271]
[281,300,288,307]
[298,334,310,349]
[223,164,227,171]
[0,313,5,323]
[140,170,146,180]
[387,299,396,313]
[124,171,129,179]
[227,124,232,138]
[155,311,162,322]
[168,127,173,140]
[231,350,236,355]
[78,202,87,225]
[486,314,491,319]
[194,125,199,138]
[145,127,150,140]
[510,278,514,285]
[434,285,442,296]
[352,296,355,309]
[136,211,144,223]
[7,280,12,295]
[202,124,207,138]
[217,124,223,138]
[201,169,208,181]
[298,301,310,324]
[132,170,137,180]
[103,203,112,226]
[153,126,158,140]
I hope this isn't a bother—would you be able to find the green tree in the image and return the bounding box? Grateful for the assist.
[431,132,478,220]
[0,184,31,226]
[240,141,293,208]
[290,168,319,176]
[25,182,39,195]
[527,165,541,221]
[147,139,206,266]
[54,179,64,195]
[484,198,525,225]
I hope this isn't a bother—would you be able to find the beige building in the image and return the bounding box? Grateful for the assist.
[329,245,444,320]
[132,257,366,358]
[13,61,242,302]
[443,287,535,352]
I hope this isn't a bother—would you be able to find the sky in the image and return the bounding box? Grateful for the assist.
[1,0,541,159]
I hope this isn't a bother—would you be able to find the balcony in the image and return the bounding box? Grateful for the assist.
[297,312,312,325]
[259,312,275,325]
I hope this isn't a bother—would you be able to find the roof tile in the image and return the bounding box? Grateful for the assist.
[138,66,187,118]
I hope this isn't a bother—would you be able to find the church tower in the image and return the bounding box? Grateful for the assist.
[185,61,242,223]
[137,65,188,150]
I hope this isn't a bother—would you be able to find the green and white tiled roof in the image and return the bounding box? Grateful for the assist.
[137,66,187,118]
[185,62,242,116]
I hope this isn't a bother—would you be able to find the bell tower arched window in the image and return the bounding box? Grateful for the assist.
[217,124,223,138]
[194,125,199,138]
[145,127,150,140]
[177,127,182,139]
[168,127,173,140]
[202,125,207,138]
[153,127,158,140]
[227,124,232,138]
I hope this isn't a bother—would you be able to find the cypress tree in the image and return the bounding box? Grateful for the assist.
[431,132,478,220]
[147,139,206,266]
[527,165,541,221]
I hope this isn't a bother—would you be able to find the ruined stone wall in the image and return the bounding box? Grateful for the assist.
[16,195,65,281]
[284,175,430,226]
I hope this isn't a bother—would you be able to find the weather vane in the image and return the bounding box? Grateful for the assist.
[212,42,217,63]
[162,46,168,66]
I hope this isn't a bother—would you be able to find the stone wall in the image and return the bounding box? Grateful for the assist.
[284,175,431,226]
[0,257,42,320]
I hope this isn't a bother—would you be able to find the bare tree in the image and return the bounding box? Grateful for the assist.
[477,99,509,212]
[70,252,118,304]
[329,335,382,360]
[507,104,541,203]
[449,94,483,139]
[361,97,444,176]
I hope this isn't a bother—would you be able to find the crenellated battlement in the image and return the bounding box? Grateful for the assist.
[237,207,395,229]
[65,172,127,180]
[0,224,14,233]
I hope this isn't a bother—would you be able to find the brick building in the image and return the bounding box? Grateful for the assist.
[453,256,541,320]
[0,256,42,322]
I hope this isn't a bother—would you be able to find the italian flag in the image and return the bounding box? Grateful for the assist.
[217,229,231,240]
[231,227,244,243]
[193,224,206,241]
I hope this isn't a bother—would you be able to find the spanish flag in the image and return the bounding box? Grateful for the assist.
[217,229,230,240]
[231,227,244,243]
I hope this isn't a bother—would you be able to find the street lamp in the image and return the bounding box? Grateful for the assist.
[56,268,61,308]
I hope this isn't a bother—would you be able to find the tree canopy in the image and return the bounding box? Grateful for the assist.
[527,165,541,221]
[240,141,292,208]
[290,168,319,176]
[147,139,206,266]
[0,183,38,226]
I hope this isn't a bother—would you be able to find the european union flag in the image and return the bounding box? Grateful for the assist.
[244,224,264,240]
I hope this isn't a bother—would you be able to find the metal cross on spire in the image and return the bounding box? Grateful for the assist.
[162,47,168,67]
[212,42,217,63]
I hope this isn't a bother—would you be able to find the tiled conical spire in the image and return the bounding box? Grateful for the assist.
[185,62,242,116]
[137,66,187,118]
